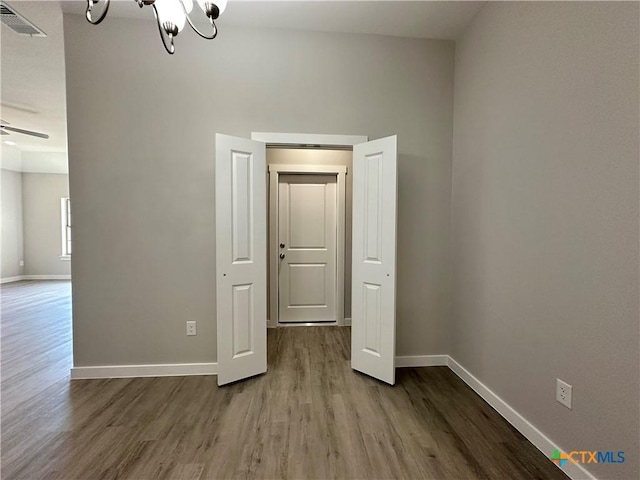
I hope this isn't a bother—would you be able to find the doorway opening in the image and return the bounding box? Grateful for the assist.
[266,148,351,327]
[216,132,397,386]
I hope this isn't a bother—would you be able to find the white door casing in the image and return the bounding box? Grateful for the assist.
[278,174,337,323]
[351,135,398,385]
[268,164,347,328]
[215,134,267,386]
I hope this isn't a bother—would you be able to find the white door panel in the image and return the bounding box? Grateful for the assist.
[351,135,397,385]
[288,184,327,247]
[278,175,337,323]
[215,134,267,386]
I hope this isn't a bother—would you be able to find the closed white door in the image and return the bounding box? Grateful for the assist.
[351,135,398,385]
[278,174,337,323]
[215,134,267,386]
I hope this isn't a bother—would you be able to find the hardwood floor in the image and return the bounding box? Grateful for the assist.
[1,281,567,480]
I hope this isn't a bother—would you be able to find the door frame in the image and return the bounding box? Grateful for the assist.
[252,132,368,329]
[269,164,347,328]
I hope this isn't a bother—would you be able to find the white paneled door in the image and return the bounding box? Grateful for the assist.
[215,134,267,386]
[215,133,398,386]
[278,174,338,323]
[351,135,398,385]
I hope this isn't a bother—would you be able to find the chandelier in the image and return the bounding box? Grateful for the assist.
[85,0,228,54]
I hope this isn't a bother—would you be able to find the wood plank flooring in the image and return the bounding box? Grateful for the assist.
[1,281,567,480]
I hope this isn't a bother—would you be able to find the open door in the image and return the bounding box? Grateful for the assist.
[215,134,267,386]
[351,135,398,385]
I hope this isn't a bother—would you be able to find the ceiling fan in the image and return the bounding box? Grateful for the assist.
[0,119,49,139]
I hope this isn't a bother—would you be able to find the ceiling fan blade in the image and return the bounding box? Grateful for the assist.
[0,125,49,139]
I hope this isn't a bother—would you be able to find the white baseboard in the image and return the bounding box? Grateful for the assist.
[24,275,71,280]
[0,275,25,284]
[71,362,218,380]
[447,357,596,480]
[395,354,448,368]
[344,317,352,326]
[1,275,71,283]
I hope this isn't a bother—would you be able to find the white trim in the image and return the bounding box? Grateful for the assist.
[24,275,71,280]
[268,164,347,174]
[59,255,71,261]
[447,357,596,480]
[269,168,279,327]
[252,132,368,147]
[61,197,71,257]
[61,197,66,256]
[344,317,352,326]
[71,362,218,380]
[0,276,25,284]
[395,355,448,368]
[269,164,347,327]
[1,275,71,283]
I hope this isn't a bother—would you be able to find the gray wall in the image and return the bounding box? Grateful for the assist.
[451,3,639,479]
[267,148,353,320]
[1,168,24,280]
[64,15,455,366]
[22,173,71,276]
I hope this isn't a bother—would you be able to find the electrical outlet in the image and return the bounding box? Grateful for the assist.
[556,379,572,409]
[186,321,197,336]
[19,260,24,267]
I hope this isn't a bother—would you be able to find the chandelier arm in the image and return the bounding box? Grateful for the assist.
[151,3,176,54]
[183,7,218,40]
[86,0,111,25]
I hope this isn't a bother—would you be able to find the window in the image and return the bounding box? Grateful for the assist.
[61,197,71,258]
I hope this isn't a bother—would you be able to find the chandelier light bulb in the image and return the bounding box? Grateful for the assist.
[154,0,187,32]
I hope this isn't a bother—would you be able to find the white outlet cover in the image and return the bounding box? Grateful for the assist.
[186,321,197,336]
[556,379,572,409]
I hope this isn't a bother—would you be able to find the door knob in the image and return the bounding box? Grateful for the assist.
[279,253,285,259]
[280,243,285,248]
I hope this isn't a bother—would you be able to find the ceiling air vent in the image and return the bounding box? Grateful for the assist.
[0,2,46,37]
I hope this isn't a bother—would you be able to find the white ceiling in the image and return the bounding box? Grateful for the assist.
[60,0,486,40]
[223,1,485,40]
[1,0,485,173]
